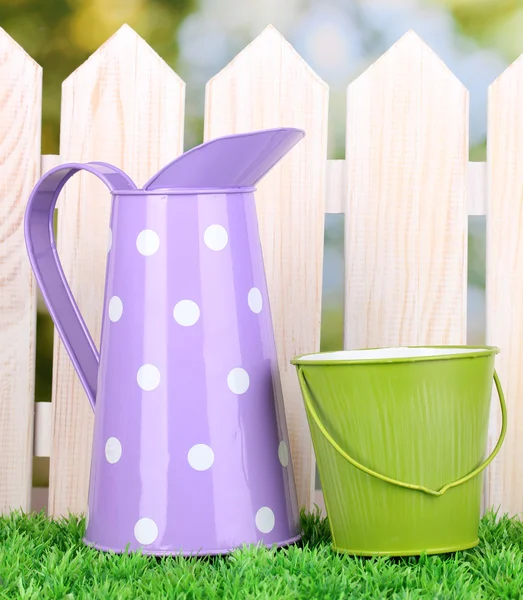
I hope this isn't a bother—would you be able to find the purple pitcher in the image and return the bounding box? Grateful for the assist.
[24,128,304,556]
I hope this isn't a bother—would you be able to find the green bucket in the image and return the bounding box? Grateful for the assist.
[291,346,507,556]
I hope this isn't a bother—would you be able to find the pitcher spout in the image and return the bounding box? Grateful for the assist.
[143,127,305,191]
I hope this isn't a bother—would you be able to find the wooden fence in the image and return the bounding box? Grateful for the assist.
[0,23,521,520]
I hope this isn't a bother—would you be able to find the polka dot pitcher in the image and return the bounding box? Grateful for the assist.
[24,128,304,556]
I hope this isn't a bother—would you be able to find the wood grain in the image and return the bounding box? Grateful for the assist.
[325,160,346,214]
[34,402,52,457]
[204,25,329,511]
[344,31,468,349]
[325,160,486,217]
[485,57,523,517]
[41,155,61,176]
[49,24,185,517]
[468,162,486,216]
[0,28,41,513]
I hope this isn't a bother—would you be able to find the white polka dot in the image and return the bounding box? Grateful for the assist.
[204,224,228,251]
[105,437,122,464]
[136,229,160,256]
[227,368,250,395]
[278,441,289,467]
[255,507,275,534]
[137,364,161,391]
[187,444,214,471]
[173,300,200,327]
[248,288,263,313]
[107,228,112,253]
[134,517,158,545]
[108,296,123,322]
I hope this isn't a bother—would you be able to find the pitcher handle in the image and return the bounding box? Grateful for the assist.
[24,162,136,410]
[296,367,507,497]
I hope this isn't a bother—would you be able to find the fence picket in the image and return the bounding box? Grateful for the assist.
[485,57,523,517]
[204,25,329,511]
[0,29,41,513]
[325,160,346,215]
[49,25,185,516]
[468,162,487,216]
[344,31,468,350]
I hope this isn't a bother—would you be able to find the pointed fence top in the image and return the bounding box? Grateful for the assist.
[0,27,41,71]
[490,52,523,90]
[63,23,184,87]
[207,22,328,91]
[350,30,466,92]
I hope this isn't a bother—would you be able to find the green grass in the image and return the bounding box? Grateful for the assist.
[0,509,522,599]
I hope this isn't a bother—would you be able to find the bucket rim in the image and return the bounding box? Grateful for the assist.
[291,345,500,366]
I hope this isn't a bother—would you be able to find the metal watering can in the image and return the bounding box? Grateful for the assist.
[24,127,304,556]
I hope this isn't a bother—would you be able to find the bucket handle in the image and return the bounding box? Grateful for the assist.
[296,367,507,497]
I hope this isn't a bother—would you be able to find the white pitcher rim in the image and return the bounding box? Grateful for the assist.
[291,346,500,365]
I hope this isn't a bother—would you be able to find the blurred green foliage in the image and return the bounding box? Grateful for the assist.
[441,0,523,63]
[0,0,195,153]
[0,0,512,397]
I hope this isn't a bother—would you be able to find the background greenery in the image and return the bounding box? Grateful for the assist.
[0,0,521,401]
